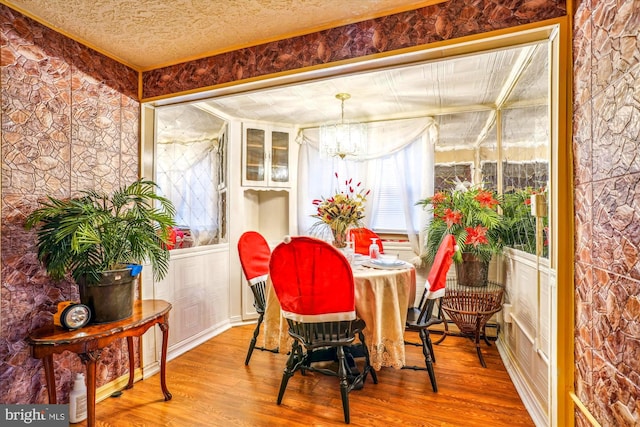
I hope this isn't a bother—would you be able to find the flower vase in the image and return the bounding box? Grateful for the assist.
[331,227,347,249]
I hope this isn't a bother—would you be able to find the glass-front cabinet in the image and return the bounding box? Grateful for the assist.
[242,122,291,187]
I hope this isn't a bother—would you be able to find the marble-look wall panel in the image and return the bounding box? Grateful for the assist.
[591,268,640,424]
[574,0,640,424]
[591,63,640,182]
[574,262,593,402]
[142,0,567,99]
[0,8,71,199]
[574,179,592,265]
[590,0,640,98]
[592,174,640,281]
[0,4,139,404]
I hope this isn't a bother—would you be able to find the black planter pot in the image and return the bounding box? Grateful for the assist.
[78,267,137,324]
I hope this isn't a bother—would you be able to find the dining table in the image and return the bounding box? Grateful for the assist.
[263,257,416,370]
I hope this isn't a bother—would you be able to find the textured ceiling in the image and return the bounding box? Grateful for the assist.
[2,0,435,69]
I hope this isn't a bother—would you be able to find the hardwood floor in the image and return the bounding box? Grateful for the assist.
[88,324,534,426]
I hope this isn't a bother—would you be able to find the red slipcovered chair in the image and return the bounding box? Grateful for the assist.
[403,234,457,392]
[237,231,278,365]
[269,236,377,424]
[348,227,384,255]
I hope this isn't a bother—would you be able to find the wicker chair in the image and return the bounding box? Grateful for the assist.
[269,236,377,424]
[403,234,457,392]
[237,231,278,365]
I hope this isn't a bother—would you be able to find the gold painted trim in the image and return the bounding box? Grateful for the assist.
[570,392,602,427]
[552,14,575,427]
[138,0,449,71]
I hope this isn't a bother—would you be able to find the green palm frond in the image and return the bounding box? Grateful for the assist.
[25,179,176,285]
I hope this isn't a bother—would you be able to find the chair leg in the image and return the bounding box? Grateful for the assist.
[336,346,350,424]
[424,330,436,364]
[277,341,303,404]
[420,329,438,392]
[244,313,264,365]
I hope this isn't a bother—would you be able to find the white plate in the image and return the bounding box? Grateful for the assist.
[370,258,405,267]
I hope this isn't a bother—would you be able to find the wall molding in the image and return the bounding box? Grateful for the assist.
[497,340,548,426]
[569,392,601,427]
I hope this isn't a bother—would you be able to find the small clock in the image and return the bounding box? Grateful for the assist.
[54,302,91,330]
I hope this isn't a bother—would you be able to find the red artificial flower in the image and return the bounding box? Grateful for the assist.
[524,198,531,205]
[465,225,489,247]
[430,192,446,205]
[475,190,498,209]
[443,208,462,229]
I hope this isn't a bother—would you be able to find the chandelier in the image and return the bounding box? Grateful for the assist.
[319,93,366,159]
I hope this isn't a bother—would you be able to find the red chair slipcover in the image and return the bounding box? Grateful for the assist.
[423,234,457,300]
[238,231,271,286]
[269,236,355,323]
[237,231,277,365]
[348,228,384,255]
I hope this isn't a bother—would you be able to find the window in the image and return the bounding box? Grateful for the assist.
[155,105,227,247]
[369,144,425,234]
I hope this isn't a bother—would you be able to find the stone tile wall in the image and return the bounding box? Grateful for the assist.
[573,1,640,425]
[0,5,139,404]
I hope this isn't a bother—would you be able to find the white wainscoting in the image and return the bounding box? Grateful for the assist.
[141,245,231,378]
[498,248,551,427]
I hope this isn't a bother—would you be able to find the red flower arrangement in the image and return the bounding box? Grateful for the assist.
[311,173,370,247]
[417,183,504,264]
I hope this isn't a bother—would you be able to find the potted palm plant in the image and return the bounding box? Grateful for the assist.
[24,179,176,323]
[417,182,504,286]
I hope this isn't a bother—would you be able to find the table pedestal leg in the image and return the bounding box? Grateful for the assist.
[42,355,57,404]
[80,350,102,427]
[126,336,135,389]
[159,321,172,400]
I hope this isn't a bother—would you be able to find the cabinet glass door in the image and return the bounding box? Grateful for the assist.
[271,130,289,183]
[245,128,265,182]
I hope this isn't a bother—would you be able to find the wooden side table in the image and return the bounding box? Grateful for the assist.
[27,299,172,427]
[439,281,504,368]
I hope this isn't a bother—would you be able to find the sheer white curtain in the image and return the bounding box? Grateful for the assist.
[297,117,438,259]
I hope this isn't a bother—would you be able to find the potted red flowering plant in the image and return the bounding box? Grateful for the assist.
[417,183,504,286]
[311,173,370,248]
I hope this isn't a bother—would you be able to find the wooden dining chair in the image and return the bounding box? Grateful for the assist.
[403,234,457,392]
[237,231,278,365]
[348,227,384,255]
[269,236,377,424]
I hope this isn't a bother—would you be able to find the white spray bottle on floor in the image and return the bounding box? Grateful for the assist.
[69,372,87,423]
